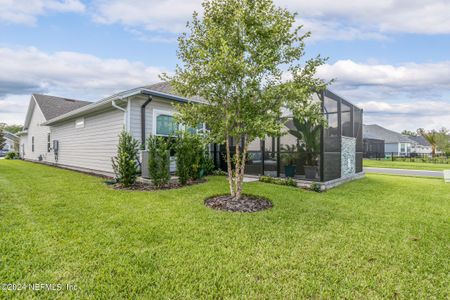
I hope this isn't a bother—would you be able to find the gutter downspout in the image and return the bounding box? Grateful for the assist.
[112,98,127,128]
[141,96,153,149]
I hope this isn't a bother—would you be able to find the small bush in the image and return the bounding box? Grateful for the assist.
[111,131,140,187]
[309,182,322,193]
[212,169,227,176]
[5,152,18,160]
[147,135,171,188]
[259,176,297,187]
[174,131,205,185]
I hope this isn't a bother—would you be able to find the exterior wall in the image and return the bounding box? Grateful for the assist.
[22,103,51,161]
[129,96,178,146]
[385,143,398,154]
[50,108,124,174]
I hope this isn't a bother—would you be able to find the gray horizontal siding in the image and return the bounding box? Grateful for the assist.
[129,97,178,146]
[51,108,124,173]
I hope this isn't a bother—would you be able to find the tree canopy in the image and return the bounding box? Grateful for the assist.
[164,0,328,199]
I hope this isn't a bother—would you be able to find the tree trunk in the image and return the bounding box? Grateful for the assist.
[235,138,248,200]
[234,141,241,198]
[225,134,235,197]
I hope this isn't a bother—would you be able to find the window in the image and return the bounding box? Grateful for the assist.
[75,117,85,128]
[32,136,34,152]
[47,133,51,152]
[341,102,353,137]
[154,111,178,136]
[400,143,407,154]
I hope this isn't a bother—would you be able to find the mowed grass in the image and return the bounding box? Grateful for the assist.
[0,160,449,299]
[364,159,450,171]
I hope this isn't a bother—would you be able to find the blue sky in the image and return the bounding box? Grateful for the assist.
[1,0,449,131]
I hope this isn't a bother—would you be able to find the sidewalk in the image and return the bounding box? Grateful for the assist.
[364,167,443,178]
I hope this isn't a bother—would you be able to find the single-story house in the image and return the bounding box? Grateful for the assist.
[19,83,363,184]
[363,124,417,156]
[408,136,434,155]
[1,131,19,155]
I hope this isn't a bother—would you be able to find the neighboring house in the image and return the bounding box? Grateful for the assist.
[363,124,417,156]
[363,138,385,158]
[1,131,20,155]
[19,84,363,183]
[408,136,434,155]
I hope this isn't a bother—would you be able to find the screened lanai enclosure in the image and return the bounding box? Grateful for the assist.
[213,90,363,183]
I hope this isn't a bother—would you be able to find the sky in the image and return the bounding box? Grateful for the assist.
[0,0,449,132]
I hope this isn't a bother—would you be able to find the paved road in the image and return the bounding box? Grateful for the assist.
[364,167,443,178]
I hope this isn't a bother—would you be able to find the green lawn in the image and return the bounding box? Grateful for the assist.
[364,159,450,171]
[1,160,449,299]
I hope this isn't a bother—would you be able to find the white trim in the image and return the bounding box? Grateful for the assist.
[75,117,85,129]
[152,109,177,136]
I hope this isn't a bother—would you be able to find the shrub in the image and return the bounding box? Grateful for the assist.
[310,182,322,193]
[5,152,18,160]
[174,131,205,185]
[147,135,171,188]
[212,169,227,176]
[111,131,140,187]
[259,176,297,187]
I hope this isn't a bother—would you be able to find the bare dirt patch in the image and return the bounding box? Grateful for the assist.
[204,194,273,212]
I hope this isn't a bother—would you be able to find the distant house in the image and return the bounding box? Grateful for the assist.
[363,124,417,156]
[1,131,19,155]
[408,136,434,155]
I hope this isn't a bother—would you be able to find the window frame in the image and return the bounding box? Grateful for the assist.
[152,109,178,137]
[47,133,51,153]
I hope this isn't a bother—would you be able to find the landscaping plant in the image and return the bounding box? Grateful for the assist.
[5,152,18,160]
[174,131,205,185]
[164,0,328,200]
[0,127,5,150]
[147,135,171,187]
[111,131,140,187]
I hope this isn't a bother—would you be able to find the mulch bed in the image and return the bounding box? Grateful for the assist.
[204,194,273,212]
[110,178,206,191]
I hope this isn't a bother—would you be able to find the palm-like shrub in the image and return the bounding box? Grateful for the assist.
[288,117,321,166]
[112,131,140,187]
[147,135,171,187]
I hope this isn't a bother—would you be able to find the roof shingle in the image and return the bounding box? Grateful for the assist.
[33,94,92,120]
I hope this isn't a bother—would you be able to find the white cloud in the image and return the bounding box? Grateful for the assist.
[316,60,450,131]
[92,0,201,33]
[90,0,450,41]
[0,46,167,124]
[359,100,450,132]
[0,0,85,25]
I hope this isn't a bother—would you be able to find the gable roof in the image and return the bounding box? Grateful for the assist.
[33,94,92,120]
[43,83,206,126]
[3,131,19,142]
[363,124,417,144]
[143,82,206,103]
[408,135,431,146]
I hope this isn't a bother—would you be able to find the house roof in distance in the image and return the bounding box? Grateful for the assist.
[33,94,92,120]
[408,135,431,146]
[363,124,416,144]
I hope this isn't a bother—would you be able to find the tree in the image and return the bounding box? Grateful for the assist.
[288,117,321,166]
[0,128,5,150]
[401,129,417,137]
[164,0,328,200]
[419,129,439,157]
[435,128,450,153]
[0,123,23,134]
[112,131,140,187]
